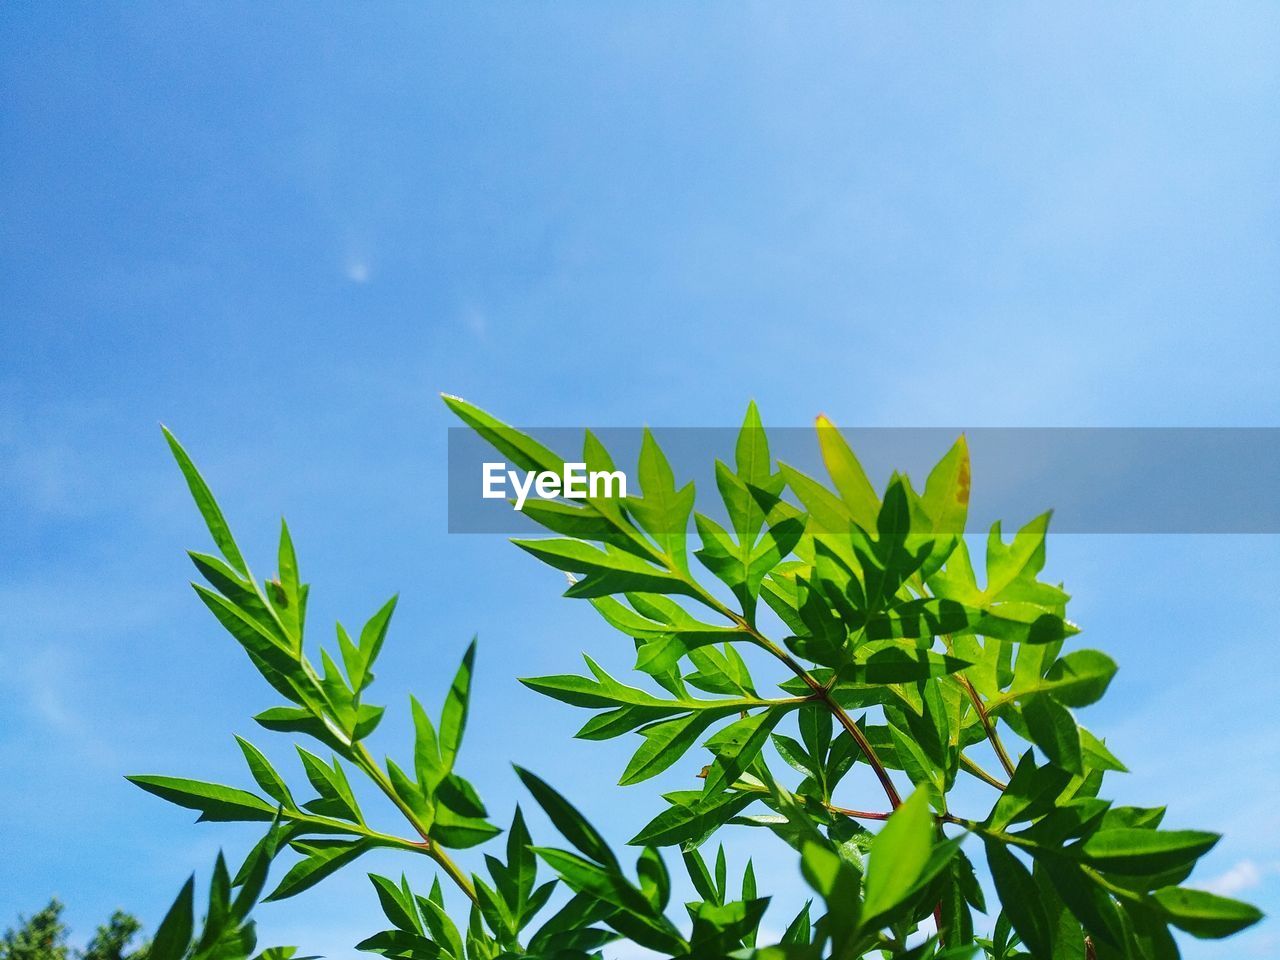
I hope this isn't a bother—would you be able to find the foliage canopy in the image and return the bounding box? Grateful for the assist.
[1,901,147,960]
[128,398,1262,960]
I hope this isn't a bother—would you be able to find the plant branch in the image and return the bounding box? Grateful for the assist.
[750,629,903,809]
[718,778,973,827]
[669,569,906,810]
[352,742,478,904]
[826,802,970,828]
[935,627,1017,781]
[960,673,1017,779]
[959,754,1007,791]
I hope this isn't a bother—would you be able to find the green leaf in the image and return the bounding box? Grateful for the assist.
[736,402,771,488]
[686,644,756,697]
[254,706,351,757]
[521,671,647,711]
[798,704,832,770]
[862,790,934,921]
[937,854,978,947]
[1040,650,1117,707]
[441,395,563,475]
[702,709,787,797]
[430,804,501,849]
[502,806,537,917]
[513,538,697,601]
[353,703,385,741]
[473,876,517,941]
[1077,828,1219,875]
[687,896,769,955]
[235,737,295,809]
[630,790,756,847]
[515,766,618,868]
[620,712,723,785]
[148,875,195,960]
[412,696,446,791]
[1037,858,1124,948]
[575,706,680,740]
[273,519,304,644]
[627,429,695,570]
[886,722,945,812]
[920,435,970,536]
[297,748,363,823]
[683,847,719,903]
[985,513,1052,599]
[127,775,277,823]
[778,463,855,549]
[993,650,1118,708]
[840,642,973,684]
[986,752,1073,830]
[440,639,476,771]
[633,624,744,676]
[700,447,794,618]
[437,773,487,819]
[232,823,284,919]
[1022,695,1083,775]
[985,840,1052,958]
[528,847,684,953]
[265,839,371,901]
[771,734,817,780]
[199,852,232,950]
[865,597,981,641]
[1080,727,1127,773]
[353,929,436,957]
[853,480,933,614]
[163,427,249,576]
[188,552,282,644]
[637,847,670,912]
[386,759,434,828]
[1150,886,1264,939]
[417,889,466,957]
[527,892,613,954]
[192,586,301,697]
[780,901,812,945]
[368,874,423,934]
[799,841,861,947]
[814,415,879,531]
[346,596,397,693]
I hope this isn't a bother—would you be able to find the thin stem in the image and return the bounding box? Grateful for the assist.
[673,571,905,810]
[826,803,892,821]
[960,754,1008,791]
[755,631,903,809]
[352,742,478,904]
[696,583,906,808]
[920,568,1017,782]
[960,673,1017,779]
[720,778,974,827]
[288,812,427,852]
[826,802,970,828]
[937,628,1017,780]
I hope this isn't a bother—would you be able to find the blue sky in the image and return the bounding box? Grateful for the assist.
[2,3,1278,957]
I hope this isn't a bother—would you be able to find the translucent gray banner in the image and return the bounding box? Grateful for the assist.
[447,427,1280,534]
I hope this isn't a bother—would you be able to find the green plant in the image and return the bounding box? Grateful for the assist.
[2,901,148,960]
[80,911,147,960]
[130,399,1263,960]
[2,901,70,960]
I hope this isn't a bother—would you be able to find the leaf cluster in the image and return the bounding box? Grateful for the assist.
[126,405,1263,960]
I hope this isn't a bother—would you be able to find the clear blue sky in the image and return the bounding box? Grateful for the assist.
[2,3,1277,958]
